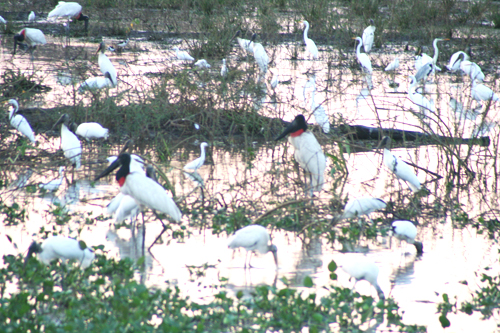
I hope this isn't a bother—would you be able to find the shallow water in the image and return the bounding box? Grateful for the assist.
[1,27,500,332]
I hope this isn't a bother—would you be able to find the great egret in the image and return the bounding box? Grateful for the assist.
[221,59,228,77]
[408,75,434,115]
[353,37,372,73]
[270,70,279,89]
[96,42,117,86]
[184,142,208,171]
[275,115,326,196]
[78,72,115,93]
[392,220,423,254]
[471,79,499,106]
[28,11,35,22]
[415,38,448,79]
[249,33,269,74]
[446,51,469,72]
[311,88,330,133]
[460,61,485,81]
[25,236,95,268]
[194,59,211,68]
[232,30,254,54]
[337,196,387,223]
[341,257,385,299]
[303,74,316,102]
[362,20,375,53]
[6,99,36,143]
[13,28,46,59]
[173,46,194,61]
[48,2,89,32]
[39,166,65,192]
[53,114,82,169]
[384,57,399,71]
[227,225,278,269]
[377,136,421,192]
[301,20,318,59]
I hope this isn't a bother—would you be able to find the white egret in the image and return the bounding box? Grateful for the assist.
[311,88,330,133]
[377,136,421,192]
[275,115,326,196]
[446,51,469,72]
[53,114,82,169]
[392,220,423,254]
[6,99,36,143]
[384,57,399,71]
[249,33,269,74]
[362,20,375,53]
[471,79,499,106]
[194,59,211,68]
[78,72,114,93]
[28,11,35,22]
[414,52,434,71]
[173,46,194,61]
[48,2,89,32]
[414,62,434,84]
[97,42,117,86]
[460,61,485,81]
[270,70,279,89]
[301,20,318,59]
[341,257,385,299]
[232,30,254,54]
[408,75,434,115]
[26,236,94,268]
[40,166,65,192]
[221,58,228,77]
[184,142,208,171]
[338,197,386,222]
[353,37,372,73]
[303,74,316,103]
[416,38,448,79]
[227,225,278,269]
[13,28,46,59]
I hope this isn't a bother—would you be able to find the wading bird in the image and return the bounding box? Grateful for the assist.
[13,28,46,60]
[194,59,211,68]
[460,61,484,82]
[341,257,385,299]
[221,58,228,77]
[337,196,387,223]
[184,142,208,171]
[73,122,109,140]
[353,37,372,73]
[6,99,36,143]
[377,136,421,192]
[311,88,330,133]
[232,30,254,54]
[414,38,448,81]
[301,20,318,59]
[227,225,278,269]
[25,235,95,268]
[249,33,269,74]
[408,75,434,116]
[270,70,279,89]
[446,51,469,72]
[471,79,499,106]
[385,57,399,72]
[48,2,89,32]
[0,16,7,25]
[173,46,194,62]
[53,114,82,169]
[40,166,65,192]
[78,72,115,93]
[97,42,117,86]
[28,11,35,22]
[362,19,375,53]
[392,220,423,254]
[275,115,326,196]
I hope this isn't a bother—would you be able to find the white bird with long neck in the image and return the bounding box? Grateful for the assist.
[173,46,194,61]
[311,88,330,133]
[39,166,65,192]
[341,257,385,299]
[392,220,423,254]
[301,20,318,59]
[362,20,375,53]
[414,38,448,82]
[275,115,326,196]
[7,99,36,143]
[53,114,82,169]
[25,236,95,268]
[249,33,269,74]
[184,142,208,171]
[337,196,387,223]
[232,30,254,54]
[384,57,399,71]
[96,42,117,87]
[13,28,46,59]
[227,225,278,269]
[353,37,372,73]
[48,2,89,32]
[471,79,499,106]
[378,136,421,192]
[446,51,469,72]
[407,75,434,115]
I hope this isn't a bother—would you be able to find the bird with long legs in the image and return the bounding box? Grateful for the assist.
[52,114,82,170]
[341,257,385,299]
[227,225,278,269]
[275,115,326,196]
[414,38,448,84]
[13,28,46,62]
[301,20,318,59]
[391,220,423,255]
[6,99,36,143]
[362,19,375,53]
[377,136,421,192]
[184,142,208,171]
[352,37,372,73]
[48,2,89,33]
[231,30,254,54]
[407,75,434,118]
[249,33,269,75]
[96,42,117,87]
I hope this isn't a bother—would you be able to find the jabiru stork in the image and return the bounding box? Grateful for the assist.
[48,2,89,32]
[13,28,46,60]
[6,99,36,143]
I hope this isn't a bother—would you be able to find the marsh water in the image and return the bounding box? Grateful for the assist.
[1,29,500,332]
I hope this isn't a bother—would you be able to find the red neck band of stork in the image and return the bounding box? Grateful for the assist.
[290,129,304,137]
[118,176,126,187]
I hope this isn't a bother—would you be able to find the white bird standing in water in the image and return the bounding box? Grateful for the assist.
[221,58,228,77]
[337,197,387,223]
[6,99,36,143]
[25,236,95,268]
[53,114,82,169]
[460,61,484,82]
[311,88,330,133]
[73,122,109,140]
[385,57,399,71]
[39,166,65,192]
[362,20,375,53]
[275,115,326,196]
[97,42,117,87]
[378,136,421,192]
[48,2,89,32]
[471,79,499,106]
[184,142,208,171]
[249,33,269,74]
[408,75,434,115]
[13,28,46,60]
[446,51,469,72]
[28,11,36,22]
[341,257,385,299]
[173,46,195,61]
[353,37,372,73]
[414,38,448,81]
[301,20,318,59]
[232,30,254,54]
[392,220,423,254]
[227,225,278,269]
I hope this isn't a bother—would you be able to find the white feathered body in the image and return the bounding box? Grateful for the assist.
[194,59,211,68]
[28,11,36,22]
[253,42,269,74]
[61,123,82,169]
[9,109,36,143]
[392,220,417,243]
[107,193,140,223]
[48,2,82,20]
[446,51,469,72]
[40,166,65,192]
[289,131,326,192]
[385,57,399,71]
[362,25,375,53]
[341,258,383,298]
[78,76,113,92]
[184,142,208,171]
[173,47,194,61]
[340,197,386,220]
[471,80,499,103]
[37,235,95,268]
[227,225,271,255]
[354,37,372,73]
[221,59,228,77]
[75,122,109,139]
[383,148,421,192]
[19,28,46,47]
[460,61,484,81]
[98,52,117,86]
[311,90,330,133]
[236,38,254,53]
[107,154,144,173]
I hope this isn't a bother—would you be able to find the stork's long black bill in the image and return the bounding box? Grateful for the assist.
[50,114,69,132]
[95,158,121,181]
[24,241,39,268]
[275,117,301,141]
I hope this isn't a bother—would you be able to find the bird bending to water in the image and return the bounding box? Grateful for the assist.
[40,166,65,192]
[48,2,89,32]
[301,20,318,59]
[97,42,117,86]
[25,235,95,268]
[362,20,375,53]
[392,220,423,254]
[353,37,372,73]
[173,46,194,61]
[337,196,387,223]
[184,142,208,171]
[6,99,36,143]
[275,115,326,196]
[378,136,421,192]
[341,257,385,299]
[446,51,469,72]
[227,225,278,269]
[13,28,46,59]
